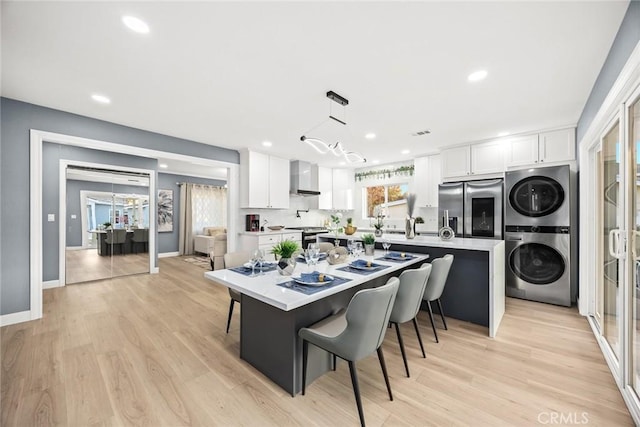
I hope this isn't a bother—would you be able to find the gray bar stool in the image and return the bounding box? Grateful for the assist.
[422,254,454,343]
[388,263,432,377]
[299,277,400,427]
[222,251,252,334]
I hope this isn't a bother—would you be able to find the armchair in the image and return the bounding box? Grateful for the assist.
[193,227,227,270]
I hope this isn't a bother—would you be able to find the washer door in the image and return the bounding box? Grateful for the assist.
[509,242,566,285]
[508,176,565,218]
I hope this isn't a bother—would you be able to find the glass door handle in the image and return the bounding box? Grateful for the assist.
[609,229,621,259]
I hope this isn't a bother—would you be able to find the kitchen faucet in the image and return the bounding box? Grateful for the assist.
[296,209,309,218]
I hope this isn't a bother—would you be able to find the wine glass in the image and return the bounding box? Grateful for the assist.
[382,239,391,255]
[303,249,314,272]
[347,238,355,257]
[353,242,363,258]
[254,249,265,275]
[249,251,260,277]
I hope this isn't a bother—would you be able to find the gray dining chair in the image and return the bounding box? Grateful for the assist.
[422,254,454,343]
[131,228,148,253]
[223,251,252,334]
[299,277,399,427]
[105,229,127,255]
[388,263,432,377]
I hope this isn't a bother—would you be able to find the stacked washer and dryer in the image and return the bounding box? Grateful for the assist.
[504,165,577,306]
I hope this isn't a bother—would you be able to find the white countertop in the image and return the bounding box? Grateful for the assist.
[319,232,503,252]
[205,249,429,311]
[237,229,302,236]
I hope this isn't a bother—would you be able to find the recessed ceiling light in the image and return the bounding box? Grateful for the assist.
[339,162,346,166]
[91,94,111,104]
[262,141,273,147]
[401,149,410,155]
[122,15,150,34]
[372,159,380,164]
[159,163,168,169]
[468,70,488,82]
[365,133,376,139]
[498,131,510,137]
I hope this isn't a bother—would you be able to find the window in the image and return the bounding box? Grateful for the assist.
[364,183,409,219]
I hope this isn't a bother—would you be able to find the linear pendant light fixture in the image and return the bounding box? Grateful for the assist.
[300,91,366,163]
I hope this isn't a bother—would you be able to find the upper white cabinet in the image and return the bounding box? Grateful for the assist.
[332,169,354,210]
[506,128,575,167]
[539,128,576,164]
[318,166,334,210]
[414,154,441,207]
[441,140,504,179]
[240,150,290,209]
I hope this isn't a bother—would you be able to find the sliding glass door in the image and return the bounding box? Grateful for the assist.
[628,93,640,396]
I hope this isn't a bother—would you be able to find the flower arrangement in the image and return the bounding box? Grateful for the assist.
[406,193,417,218]
[271,240,300,259]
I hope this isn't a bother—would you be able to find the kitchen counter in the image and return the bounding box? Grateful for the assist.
[318,232,505,337]
[237,229,301,236]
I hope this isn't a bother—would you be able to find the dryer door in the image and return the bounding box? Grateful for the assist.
[510,242,565,285]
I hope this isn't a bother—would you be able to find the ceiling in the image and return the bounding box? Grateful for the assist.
[1,1,630,169]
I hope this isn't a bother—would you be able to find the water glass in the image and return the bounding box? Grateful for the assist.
[353,242,363,258]
[347,238,355,256]
[251,249,264,276]
[303,249,314,271]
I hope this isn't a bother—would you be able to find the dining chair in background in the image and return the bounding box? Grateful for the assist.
[422,254,454,343]
[388,263,432,377]
[299,277,400,427]
[223,251,252,334]
[105,229,127,255]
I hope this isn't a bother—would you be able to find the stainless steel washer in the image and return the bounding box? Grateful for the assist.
[505,165,570,227]
[505,226,571,306]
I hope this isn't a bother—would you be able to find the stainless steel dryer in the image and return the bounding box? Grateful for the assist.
[505,165,570,227]
[505,225,571,306]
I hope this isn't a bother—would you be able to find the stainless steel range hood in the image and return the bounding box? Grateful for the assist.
[290,160,320,196]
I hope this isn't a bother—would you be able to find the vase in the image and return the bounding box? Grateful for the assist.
[277,257,296,276]
[405,218,416,239]
[344,225,357,235]
[364,244,375,256]
[334,238,341,247]
[374,228,383,237]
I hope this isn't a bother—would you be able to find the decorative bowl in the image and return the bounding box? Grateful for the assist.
[268,225,285,231]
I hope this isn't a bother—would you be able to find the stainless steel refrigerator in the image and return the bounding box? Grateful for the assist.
[438,179,504,239]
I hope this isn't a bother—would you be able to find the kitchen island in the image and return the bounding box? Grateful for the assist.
[205,250,428,396]
[319,233,505,338]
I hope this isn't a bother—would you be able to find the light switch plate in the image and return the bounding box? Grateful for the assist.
[48,214,55,222]
[71,214,77,219]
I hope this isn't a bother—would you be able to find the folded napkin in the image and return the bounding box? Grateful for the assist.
[387,252,410,258]
[300,271,331,283]
[351,259,377,268]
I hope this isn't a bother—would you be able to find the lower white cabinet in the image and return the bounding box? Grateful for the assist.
[238,231,302,261]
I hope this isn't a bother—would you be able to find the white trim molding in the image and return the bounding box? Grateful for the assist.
[0,310,32,327]
[42,280,61,290]
[28,129,239,324]
[159,251,180,258]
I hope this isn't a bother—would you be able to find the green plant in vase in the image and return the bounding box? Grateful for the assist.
[362,233,376,255]
[344,217,357,235]
[271,240,300,276]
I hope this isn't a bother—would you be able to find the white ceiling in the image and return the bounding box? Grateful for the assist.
[1,1,630,169]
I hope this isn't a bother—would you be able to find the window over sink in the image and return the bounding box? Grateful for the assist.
[363,183,408,219]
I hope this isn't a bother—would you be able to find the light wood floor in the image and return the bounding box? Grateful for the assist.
[65,248,149,284]
[1,256,633,426]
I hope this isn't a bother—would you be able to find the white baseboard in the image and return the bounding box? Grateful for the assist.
[151,267,159,274]
[43,280,62,289]
[158,251,180,258]
[65,246,85,251]
[0,310,32,327]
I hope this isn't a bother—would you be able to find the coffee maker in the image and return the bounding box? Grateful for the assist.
[246,214,260,232]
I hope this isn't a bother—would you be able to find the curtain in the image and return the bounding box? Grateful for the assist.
[178,184,194,255]
[178,183,227,255]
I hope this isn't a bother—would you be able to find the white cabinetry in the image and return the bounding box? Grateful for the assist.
[441,140,504,179]
[238,231,302,261]
[506,128,575,167]
[414,154,441,207]
[318,166,334,210]
[332,169,354,210]
[240,150,290,209]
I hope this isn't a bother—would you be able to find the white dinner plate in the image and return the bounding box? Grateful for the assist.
[292,274,335,287]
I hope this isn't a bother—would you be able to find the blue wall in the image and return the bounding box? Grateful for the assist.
[577,1,640,142]
[0,97,238,315]
[157,173,226,254]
